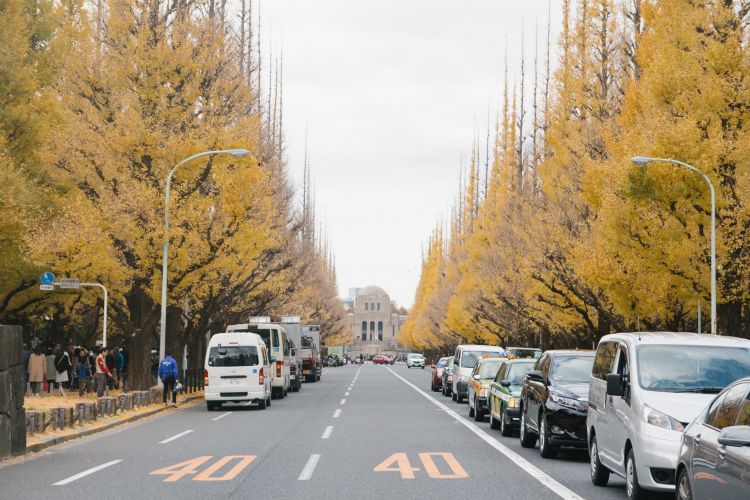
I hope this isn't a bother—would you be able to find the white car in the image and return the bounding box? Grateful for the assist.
[204,332,272,410]
[587,332,750,499]
[406,354,425,368]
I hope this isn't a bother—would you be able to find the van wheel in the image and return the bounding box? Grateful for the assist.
[206,401,215,411]
[519,408,537,448]
[625,448,647,500]
[266,394,271,407]
[589,434,610,486]
[258,397,266,410]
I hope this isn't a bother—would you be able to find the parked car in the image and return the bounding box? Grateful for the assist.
[504,347,542,359]
[373,355,392,365]
[468,357,504,421]
[676,377,750,500]
[452,345,505,403]
[204,332,272,410]
[519,350,595,458]
[587,332,750,500]
[406,353,425,368]
[442,356,455,397]
[432,357,449,392]
[489,358,537,436]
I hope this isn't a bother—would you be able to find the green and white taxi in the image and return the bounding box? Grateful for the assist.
[489,358,537,436]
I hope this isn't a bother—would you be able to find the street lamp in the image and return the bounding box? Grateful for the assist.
[630,156,717,335]
[159,149,250,365]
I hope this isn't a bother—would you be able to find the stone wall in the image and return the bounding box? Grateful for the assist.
[0,325,25,458]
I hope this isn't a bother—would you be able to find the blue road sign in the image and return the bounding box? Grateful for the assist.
[40,272,55,285]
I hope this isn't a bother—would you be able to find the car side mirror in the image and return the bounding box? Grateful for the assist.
[290,348,296,356]
[718,426,750,447]
[606,373,624,397]
[501,380,511,388]
[526,370,544,383]
[473,374,480,380]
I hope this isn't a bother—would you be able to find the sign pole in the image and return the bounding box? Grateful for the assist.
[81,283,108,348]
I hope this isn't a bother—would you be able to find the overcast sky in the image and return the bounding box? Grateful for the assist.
[260,0,562,307]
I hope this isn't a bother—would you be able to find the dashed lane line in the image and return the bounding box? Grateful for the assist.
[345,392,350,396]
[321,426,334,439]
[333,409,342,418]
[386,367,584,500]
[159,429,193,444]
[53,460,123,486]
[339,398,346,405]
[212,412,231,421]
[297,454,321,480]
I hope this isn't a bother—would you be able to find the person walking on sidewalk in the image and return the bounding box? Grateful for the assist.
[28,346,46,396]
[158,353,179,407]
[95,347,113,397]
[45,347,56,394]
[76,350,91,396]
[54,347,71,397]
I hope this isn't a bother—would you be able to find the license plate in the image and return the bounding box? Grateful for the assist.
[229,379,240,385]
[303,370,310,375]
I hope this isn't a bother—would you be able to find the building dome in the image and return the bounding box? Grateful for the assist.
[357,285,388,297]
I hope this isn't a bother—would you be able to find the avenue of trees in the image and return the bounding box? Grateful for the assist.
[0,0,347,389]
[400,0,750,353]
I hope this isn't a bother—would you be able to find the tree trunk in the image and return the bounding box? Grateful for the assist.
[124,286,159,390]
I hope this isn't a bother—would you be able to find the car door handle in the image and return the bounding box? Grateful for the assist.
[694,434,701,445]
[718,447,727,458]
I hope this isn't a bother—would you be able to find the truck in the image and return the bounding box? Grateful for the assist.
[300,325,322,382]
[280,316,304,392]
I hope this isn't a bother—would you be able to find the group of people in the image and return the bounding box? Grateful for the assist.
[23,343,128,398]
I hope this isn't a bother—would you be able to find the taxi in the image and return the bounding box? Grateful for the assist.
[489,357,537,436]
[467,357,504,422]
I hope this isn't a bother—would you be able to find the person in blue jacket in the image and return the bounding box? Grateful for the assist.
[158,353,179,407]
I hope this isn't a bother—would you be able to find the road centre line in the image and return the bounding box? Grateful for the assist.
[53,460,123,486]
[339,398,346,405]
[212,412,231,422]
[321,426,334,439]
[345,392,350,396]
[297,454,321,480]
[333,409,342,418]
[386,367,583,500]
[159,429,193,444]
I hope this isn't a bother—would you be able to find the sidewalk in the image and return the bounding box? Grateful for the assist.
[24,391,204,454]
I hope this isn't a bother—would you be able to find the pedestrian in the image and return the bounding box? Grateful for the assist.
[28,346,46,396]
[116,348,125,388]
[88,349,96,393]
[76,350,91,397]
[158,352,179,407]
[95,347,112,397]
[45,347,56,394]
[22,343,30,395]
[54,347,71,397]
[105,347,117,390]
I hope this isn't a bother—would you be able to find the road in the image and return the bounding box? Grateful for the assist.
[0,363,669,499]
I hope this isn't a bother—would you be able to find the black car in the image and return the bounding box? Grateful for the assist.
[519,350,595,458]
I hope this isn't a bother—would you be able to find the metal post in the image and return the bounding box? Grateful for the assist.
[697,299,702,334]
[77,282,108,347]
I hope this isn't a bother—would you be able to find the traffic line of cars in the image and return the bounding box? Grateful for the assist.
[204,317,323,411]
[430,333,750,499]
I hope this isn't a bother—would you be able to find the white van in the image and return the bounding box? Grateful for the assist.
[587,332,750,499]
[227,321,291,399]
[452,344,505,403]
[204,332,272,411]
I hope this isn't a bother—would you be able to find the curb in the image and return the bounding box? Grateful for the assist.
[24,394,204,454]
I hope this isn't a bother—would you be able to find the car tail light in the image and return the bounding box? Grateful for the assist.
[276,361,283,378]
[259,367,264,384]
[204,369,208,386]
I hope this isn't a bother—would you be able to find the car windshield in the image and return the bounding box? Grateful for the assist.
[478,360,502,379]
[245,326,273,349]
[550,355,594,384]
[637,345,750,392]
[461,350,504,368]
[507,361,536,384]
[409,354,423,359]
[507,348,540,359]
[208,346,259,367]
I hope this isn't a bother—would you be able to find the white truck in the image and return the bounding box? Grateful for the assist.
[280,316,304,392]
[300,325,322,382]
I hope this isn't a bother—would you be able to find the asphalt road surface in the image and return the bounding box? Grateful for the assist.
[0,363,672,499]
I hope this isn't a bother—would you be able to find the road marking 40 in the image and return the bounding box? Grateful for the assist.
[373,452,468,479]
[150,455,256,482]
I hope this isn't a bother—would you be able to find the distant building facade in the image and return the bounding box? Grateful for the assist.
[344,286,407,357]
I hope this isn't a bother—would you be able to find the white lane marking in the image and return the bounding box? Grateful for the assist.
[321,426,334,439]
[345,392,350,396]
[339,398,346,405]
[159,429,193,444]
[53,460,123,486]
[333,409,342,418]
[386,367,584,500]
[212,412,231,421]
[297,454,321,480]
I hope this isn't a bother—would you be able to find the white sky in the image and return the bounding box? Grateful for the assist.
[261,0,562,307]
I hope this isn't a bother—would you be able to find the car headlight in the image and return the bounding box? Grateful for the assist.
[642,405,684,432]
[508,397,518,408]
[549,393,586,411]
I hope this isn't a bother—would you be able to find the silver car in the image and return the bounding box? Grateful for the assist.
[406,353,425,368]
[677,377,750,499]
[587,332,750,499]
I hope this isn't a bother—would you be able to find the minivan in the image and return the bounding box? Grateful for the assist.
[587,332,750,499]
[228,320,291,399]
[452,344,504,403]
[204,332,272,411]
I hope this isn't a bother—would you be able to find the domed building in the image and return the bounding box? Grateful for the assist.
[344,285,407,357]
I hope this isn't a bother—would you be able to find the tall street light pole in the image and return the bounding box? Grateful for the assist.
[159,149,250,366]
[631,156,717,335]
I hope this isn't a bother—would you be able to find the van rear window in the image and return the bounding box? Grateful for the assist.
[208,346,259,367]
